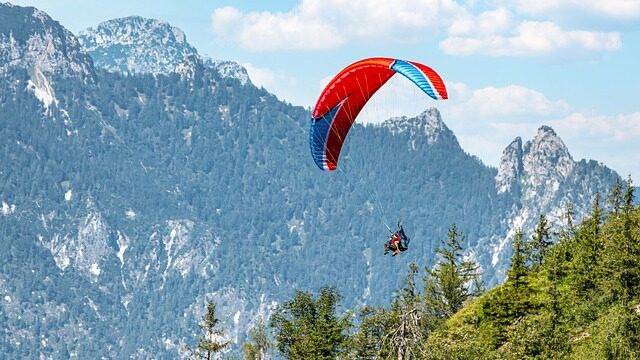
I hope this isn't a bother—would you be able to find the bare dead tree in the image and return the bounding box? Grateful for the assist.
[380,307,423,360]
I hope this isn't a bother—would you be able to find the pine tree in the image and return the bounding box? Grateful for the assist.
[571,194,605,293]
[500,228,535,321]
[270,287,350,360]
[544,245,569,355]
[351,306,388,360]
[424,224,481,318]
[565,200,574,230]
[623,175,635,216]
[606,175,640,302]
[242,320,271,360]
[184,301,229,360]
[608,177,623,215]
[620,176,638,300]
[506,228,529,290]
[531,214,552,267]
[590,192,604,241]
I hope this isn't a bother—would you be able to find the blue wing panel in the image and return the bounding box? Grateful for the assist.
[391,59,438,100]
[309,101,342,170]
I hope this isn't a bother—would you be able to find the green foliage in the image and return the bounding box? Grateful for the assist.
[607,178,623,215]
[242,320,271,360]
[422,190,640,359]
[531,214,552,267]
[270,286,351,360]
[571,304,640,360]
[184,301,229,360]
[506,228,530,291]
[349,231,484,360]
[424,224,482,318]
[349,306,391,359]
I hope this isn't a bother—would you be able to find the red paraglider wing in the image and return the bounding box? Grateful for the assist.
[311,58,396,170]
[309,57,447,171]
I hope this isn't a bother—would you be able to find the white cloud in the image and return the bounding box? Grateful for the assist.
[551,111,640,141]
[241,63,304,104]
[512,0,640,20]
[448,8,513,36]
[439,83,570,164]
[242,63,275,89]
[441,19,621,56]
[547,112,640,179]
[445,85,570,119]
[457,133,505,161]
[211,0,464,51]
[212,1,626,57]
[212,6,345,51]
[458,109,640,179]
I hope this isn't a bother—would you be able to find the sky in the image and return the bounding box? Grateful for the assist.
[12,0,640,180]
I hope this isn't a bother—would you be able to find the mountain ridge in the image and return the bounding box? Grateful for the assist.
[78,16,197,75]
[0,4,622,358]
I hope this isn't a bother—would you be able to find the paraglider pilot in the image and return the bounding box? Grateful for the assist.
[384,222,409,256]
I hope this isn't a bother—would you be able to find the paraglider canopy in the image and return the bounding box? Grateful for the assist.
[309,57,448,171]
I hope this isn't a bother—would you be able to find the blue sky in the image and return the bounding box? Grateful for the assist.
[13,0,640,180]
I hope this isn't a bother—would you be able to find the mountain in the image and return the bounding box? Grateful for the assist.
[0,2,94,110]
[78,16,197,75]
[0,3,93,78]
[0,4,622,358]
[476,126,619,281]
[78,16,251,85]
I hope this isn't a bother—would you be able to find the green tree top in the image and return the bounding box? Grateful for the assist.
[424,224,481,318]
[184,300,229,360]
[531,214,552,267]
[270,286,351,360]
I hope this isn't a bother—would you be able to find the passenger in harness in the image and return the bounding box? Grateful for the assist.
[384,222,410,256]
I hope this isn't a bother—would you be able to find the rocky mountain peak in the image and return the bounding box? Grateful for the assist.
[78,16,198,75]
[522,125,575,188]
[382,107,456,146]
[496,126,575,194]
[0,3,94,78]
[485,125,617,283]
[496,137,524,194]
[77,16,252,85]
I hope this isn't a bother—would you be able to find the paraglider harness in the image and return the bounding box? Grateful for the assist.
[384,222,410,255]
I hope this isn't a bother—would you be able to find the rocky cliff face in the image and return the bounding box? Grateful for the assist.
[0,3,94,78]
[78,16,197,75]
[0,2,94,110]
[383,108,459,148]
[78,16,251,84]
[479,126,619,282]
[495,137,524,194]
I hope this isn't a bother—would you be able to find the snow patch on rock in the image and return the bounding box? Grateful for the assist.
[2,201,16,216]
[26,66,57,109]
[39,204,112,281]
[125,209,137,219]
[116,231,128,266]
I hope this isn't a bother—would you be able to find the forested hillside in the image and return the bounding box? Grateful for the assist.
[239,179,639,359]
